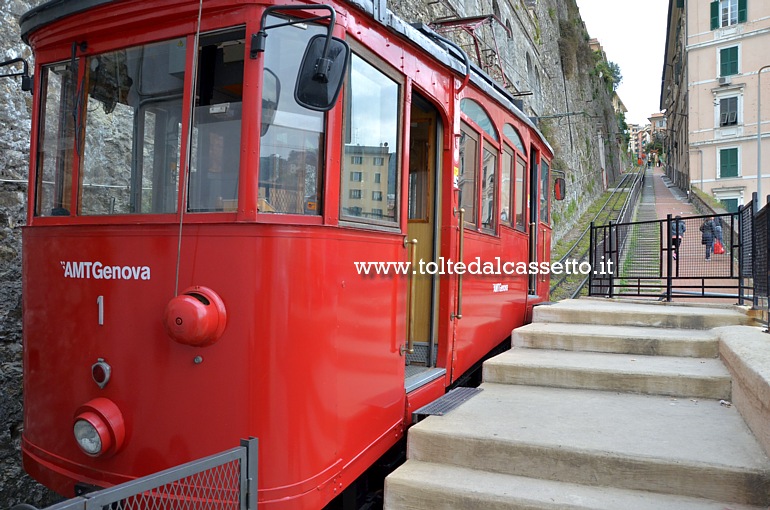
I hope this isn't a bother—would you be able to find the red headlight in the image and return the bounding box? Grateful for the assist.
[73,398,125,458]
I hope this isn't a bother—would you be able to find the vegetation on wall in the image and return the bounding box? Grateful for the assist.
[591,53,622,93]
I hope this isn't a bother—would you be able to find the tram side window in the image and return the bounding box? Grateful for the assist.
[481,144,497,232]
[188,29,245,212]
[79,39,186,215]
[501,147,513,227]
[258,17,325,215]
[502,124,527,231]
[515,156,526,231]
[458,123,478,227]
[340,53,400,226]
[540,158,550,224]
[37,62,77,216]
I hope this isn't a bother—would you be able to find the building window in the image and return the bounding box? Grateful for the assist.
[373,157,385,166]
[374,173,381,183]
[350,171,363,182]
[372,208,383,218]
[372,191,383,201]
[720,46,739,76]
[719,97,738,126]
[720,198,739,212]
[349,189,362,199]
[711,0,747,30]
[351,156,363,164]
[719,147,739,178]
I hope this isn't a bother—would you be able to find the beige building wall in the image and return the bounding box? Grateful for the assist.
[681,0,770,210]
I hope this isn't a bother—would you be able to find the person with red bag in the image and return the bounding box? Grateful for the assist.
[713,218,725,254]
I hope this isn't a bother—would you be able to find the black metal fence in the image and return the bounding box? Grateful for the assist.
[550,169,645,300]
[589,194,770,325]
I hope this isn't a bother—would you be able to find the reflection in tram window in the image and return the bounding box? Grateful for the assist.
[515,156,527,231]
[258,16,325,215]
[540,159,550,224]
[481,144,497,232]
[36,38,188,216]
[458,123,478,227]
[82,39,187,215]
[501,147,513,227]
[188,28,245,212]
[341,53,399,225]
[36,61,77,216]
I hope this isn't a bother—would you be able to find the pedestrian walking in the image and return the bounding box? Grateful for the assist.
[670,215,686,260]
[700,218,716,261]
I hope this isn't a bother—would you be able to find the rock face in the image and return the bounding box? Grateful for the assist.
[389,0,627,239]
[0,0,624,507]
[0,4,62,509]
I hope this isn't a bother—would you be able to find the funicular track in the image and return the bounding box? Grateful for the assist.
[550,169,644,300]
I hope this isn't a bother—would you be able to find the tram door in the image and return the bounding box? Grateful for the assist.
[405,95,441,381]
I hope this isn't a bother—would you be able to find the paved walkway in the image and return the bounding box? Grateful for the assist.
[650,166,697,219]
[636,167,740,304]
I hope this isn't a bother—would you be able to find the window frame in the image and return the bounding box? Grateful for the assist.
[458,121,480,229]
[719,46,739,77]
[718,96,739,127]
[480,141,498,233]
[540,158,551,225]
[338,43,404,231]
[459,98,501,235]
[718,147,740,179]
[711,0,747,30]
[501,123,528,234]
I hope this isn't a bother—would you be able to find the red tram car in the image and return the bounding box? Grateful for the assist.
[16,0,559,507]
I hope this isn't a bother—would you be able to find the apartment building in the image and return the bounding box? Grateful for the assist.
[661,0,770,212]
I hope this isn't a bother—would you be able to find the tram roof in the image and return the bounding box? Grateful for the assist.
[20,0,552,154]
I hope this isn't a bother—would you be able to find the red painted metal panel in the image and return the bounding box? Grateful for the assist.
[19,0,554,507]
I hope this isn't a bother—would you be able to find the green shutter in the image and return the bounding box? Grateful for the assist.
[738,0,747,23]
[720,47,738,76]
[721,198,739,213]
[711,0,720,30]
[720,148,738,178]
[676,0,684,7]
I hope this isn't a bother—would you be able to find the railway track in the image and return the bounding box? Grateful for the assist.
[550,168,644,300]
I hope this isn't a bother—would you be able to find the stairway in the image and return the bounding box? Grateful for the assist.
[384,298,770,509]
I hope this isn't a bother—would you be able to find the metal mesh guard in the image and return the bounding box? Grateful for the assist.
[412,387,482,422]
[114,461,242,510]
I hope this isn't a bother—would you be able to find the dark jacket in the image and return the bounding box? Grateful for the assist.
[671,219,686,237]
[700,220,715,244]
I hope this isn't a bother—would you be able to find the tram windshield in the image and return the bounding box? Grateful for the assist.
[37,38,188,216]
[34,17,329,218]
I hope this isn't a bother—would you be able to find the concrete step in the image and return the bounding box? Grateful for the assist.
[533,299,750,330]
[384,460,767,510]
[403,383,770,506]
[513,322,719,358]
[483,349,731,399]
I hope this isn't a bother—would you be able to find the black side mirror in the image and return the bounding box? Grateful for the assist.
[294,34,350,112]
[0,57,33,93]
[261,68,280,137]
[554,177,566,201]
